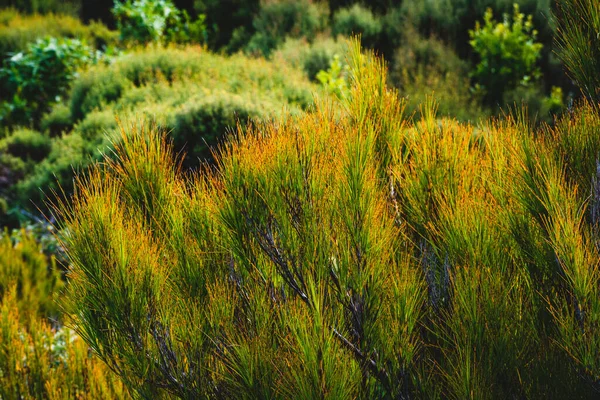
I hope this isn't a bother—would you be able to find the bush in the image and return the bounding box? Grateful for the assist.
[15,132,95,210]
[0,230,62,319]
[171,92,273,167]
[69,66,130,121]
[0,9,117,55]
[69,46,316,122]
[469,4,544,105]
[56,42,600,398]
[194,0,259,50]
[0,129,52,162]
[332,4,382,48]
[0,37,94,126]
[8,46,318,215]
[273,37,348,81]
[389,32,486,121]
[0,0,82,15]
[245,0,328,57]
[112,0,206,45]
[41,103,73,136]
[74,109,118,141]
[0,230,127,399]
[555,0,600,106]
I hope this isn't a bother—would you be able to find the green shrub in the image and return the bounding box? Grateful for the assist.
[171,92,273,167]
[389,32,486,121]
[555,0,600,106]
[0,230,127,399]
[332,4,382,48]
[15,132,96,210]
[9,46,317,215]
[0,9,117,55]
[0,129,52,162]
[316,55,349,99]
[245,0,328,57]
[112,0,206,45]
[0,230,62,319]
[74,109,118,141]
[273,37,348,81]
[0,37,94,126]
[69,46,316,122]
[0,0,81,15]
[69,66,130,121]
[40,103,73,137]
[56,42,600,398]
[469,4,544,105]
[503,84,564,123]
[194,0,259,50]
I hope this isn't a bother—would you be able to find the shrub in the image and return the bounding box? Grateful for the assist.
[0,230,62,319]
[0,230,127,399]
[0,0,82,15]
[469,4,543,105]
[41,103,74,137]
[69,66,130,121]
[55,41,600,398]
[316,55,349,99]
[332,4,382,48]
[0,129,52,162]
[554,0,600,106]
[0,37,94,126]
[69,46,316,122]
[273,37,349,81]
[389,32,485,121]
[112,0,206,45]
[503,84,564,123]
[0,9,117,55]
[15,132,96,210]
[245,0,328,57]
[74,109,118,141]
[194,0,259,50]
[171,92,273,167]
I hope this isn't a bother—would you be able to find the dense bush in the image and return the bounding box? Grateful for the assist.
[194,0,259,50]
[0,230,127,398]
[274,37,348,81]
[0,128,52,162]
[0,37,94,126]
[389,32,486,121]
[0,0,82,15]
[3,46,318,217]
[0,230,62,319]
[55,41,600,398]
[0,9,117,55]
[41,103,74,136]
[245,0,328,57]
[171,92,277,167]
[469,4,543,105]
[332,4,382,49]
[555,0,600,106]
[112,0,206,45]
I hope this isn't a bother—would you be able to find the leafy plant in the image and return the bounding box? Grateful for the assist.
[316,54,349,99]
[0,37,93,126]
[112,0,206,45]
[469,4,543,105]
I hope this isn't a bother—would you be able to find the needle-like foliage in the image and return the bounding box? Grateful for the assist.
[57,37,600,399]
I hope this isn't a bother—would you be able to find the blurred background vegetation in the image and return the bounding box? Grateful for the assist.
[1,0,599,398]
